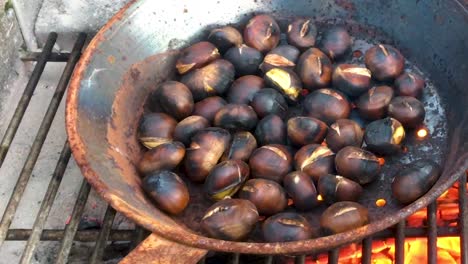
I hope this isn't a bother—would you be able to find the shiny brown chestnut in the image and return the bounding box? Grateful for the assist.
[244,14,280,53]
[176,41,220,74]
[138,141,185,175]
[356,85,394,120]
[224,44,264,76]
[326,119,364,152]
[303,89,351,125]
[287,18,317,49]
[264,68,303,103]
[180,59,235,101]
[153,81,194,120]
[392,159,441,204]
[294,144,335,182]
[296,48,333,90]
[250,88,288,118]
[283,171,318,211]
[318,174,363,203]
[320,27,352,60]
[320,201,369,234]
[395,72,425,98]
[142,171,189,215]
[201,198,259,241]
[213,104,258,131]
[332,64,372,97]
[174,115,210,146]
[387,96,426,128]
[222,131,257,161]
[260,45,300,73]
[249,144,293,182]
[255,114,287,145]
[262,212,314,242]
[207,26,243,53]
[226,75,264,104]
[138,113,177,149]
[204,160,250,200]
[364,44,405,81]
[193,96,227,123]
[364,117,406,155]
[239,179,288,216]
[287,116,328,147]
[335,146,381,184]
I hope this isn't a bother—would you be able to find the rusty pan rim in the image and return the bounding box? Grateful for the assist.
[65,0,467,254]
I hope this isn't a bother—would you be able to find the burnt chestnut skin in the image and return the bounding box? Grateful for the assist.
[365,44,405,81]
[193,96,227,123]
[387,96,426,128]
[249,144,293,182]
[332,64,372,97]
[255,114,287,145]
[173,115,210,146]
[260,45,300,73]
[320,27,352,60]
[287,116,328,147]
[213,104,258,131]
[250,88,288,118]
[263,212,314,242]
[356,86,394,120]
[264,68,303,103]
[204,160,250,201]
[283,171,318,211]
[224,45,264,76]
[318,174,363,204]
[239,179,288,216]
[176,41,220,74]
[287,18,317,49]
[303,89,351,125]
[320,201,369,234]
[222,131,257,161]
[138,113,177,149]
[153,81,194,120]
[395,72,425,98]
[138,141,185,175]
[326,119,364,152]
[244,14,280,53]
[142,171,189,215]
[296,48,333,90]
[208,26,243,53]
[364,117,405,155]
[335,146,381,184]
[294,144,335,182]
[226,75,264,104]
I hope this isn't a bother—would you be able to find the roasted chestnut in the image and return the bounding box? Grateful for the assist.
[208,26,243,53]
[283,171,318,211]
[296,48,333,90]
[387,96,426,128]
[303,89,351,125]
[222,131,257,161]
[287,18,317,49]
[176,41,220,74]
[317,174,363,203]
[250,88,288,118]
[213,104,258,131]
[153,81,194,120]
[320,27,352,60]
[184,127,231,182]
[264,68,303,103]
[180,59,235,101]
[287,116,328,146]
[335,146,381,184]
[244,14,280,53]
[204,160,250,200]
[193,96,227,122]
[364,44,405,81]
[239,179,288,216]
[226,75,264,104]
[260,45,300,72]
[294,144,335,182]
[174,115,210,146]
[356,85,394,120]
[224,44,263,76]
[326,119,364,152]
[249,144,293,182]
[392,159,441,204]
[201,198,259,241]
[138,113,177,149]
[263,212,314,242]
[332,64,372,97]
[138,141,185,175]
[255,114,287,145]
[320,201,369,234]
[142,171,189,215]
[364,117,405,155]
[395,72,425,98]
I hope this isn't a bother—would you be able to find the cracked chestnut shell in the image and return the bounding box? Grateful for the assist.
[294,144,335,182]
[303,89,351,125]
[320,201,369,235]
[250,88,288,118]
[296,48,333,90]
[283,171,318,211]
[365,44,405,81]
[263,212,314,242]
[387,96,426,128]
[255,114,287,146]
[326,119,364,152]
[264,68,303,103]
[287,116,328,147]
[222,131,257,161]
[204,160,250,201]
[335,146,381,184]
[208,26,243,53]
[153,81,194,120]
[364,117,406,155]
[201,198,259,241]
[239,179,288,216]
[180,59,235,101]
[260,45,300,73]
[224,44,263,76]
[226,75,264,104]
[193,96,227,123]
[332,64,372,97]
[176,41,220,74]
[138,141,186,175]
[320,27,352,60]
[318,174,363,204]
[213,104,258,131]
[249,144,293,182]
[356,85,394,120]
[142,171,189,215]
[287,18,317,49]
[395,72,425,98]
[138,113,177,149]
[174,115,210,146]
[244,14,280,53]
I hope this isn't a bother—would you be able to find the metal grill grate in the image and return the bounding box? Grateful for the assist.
[0,32,466,264]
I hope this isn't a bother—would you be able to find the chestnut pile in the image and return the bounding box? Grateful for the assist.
[137,15,441,242]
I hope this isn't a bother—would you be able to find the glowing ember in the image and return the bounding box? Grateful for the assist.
[416,128,429,139]
[378,157,385,166]
[317,195,324,201]
[375,198,386,207]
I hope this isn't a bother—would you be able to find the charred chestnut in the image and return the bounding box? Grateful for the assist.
[303,89,351,125]
[364,44,405,81]
[294,144,335,182]
[364,117,405,155]
[356,85,394,120]
[264,68,303,103]
[287,18,317,49]
[138,141,185,175]
[263,212,314,242]
[283,171,318,211]
[226,75,264,104]
[204,160,250,200]
[395,72,425,98]
[250,88,288,118]
[392,159,441,204]
[224,45,263,76]
[332,64,372,97]
[142,171,189,215]
[153,81,194,120]
[244,14,280,53]
[213,104,258,131]
[193,96,227,122]
[296,48,333,90]
[318,174,363,203]
[138,113,177,149]
[176,41,220,74]
[287,116,328,146]
[174,115,210,146]
[260,45,300,72]
[180,59,235,101]
[207,26,243,53]
[249,144,293,182]
[222,131,257,161]
[320,201,369,234]
[201,199,259,241]
[326,119,364,152]
[255,114,287,145]
[320,27,352,60]
[387,96,426,128]
[239,179,288,216]
[335,146,381,184]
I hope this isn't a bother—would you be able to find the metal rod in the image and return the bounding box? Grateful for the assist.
[130,226,148,249]
[427,202,438,264]
[21,52,71,62]
[361,237,372,264]
[294,255,305,264]
[395,221,405,264]
[6,229,134,242]
[264,255,273,264]
[231,253,240,264]
[90,206,116,264]
[327,249,339,264]
[0,32,57,166]
[460,172,468,264]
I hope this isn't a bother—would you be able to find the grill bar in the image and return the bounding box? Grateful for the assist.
[6,229,134,242]
[460,172,468,264]
[361,237,372,264]
[90,206,116,263]
[427,201,438,264]
[328,248,339,264]
[294,255,305,264]
[395,221,405,264]
[21,52,71,62]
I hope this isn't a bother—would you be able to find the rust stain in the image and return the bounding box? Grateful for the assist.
[108,55,116,64]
